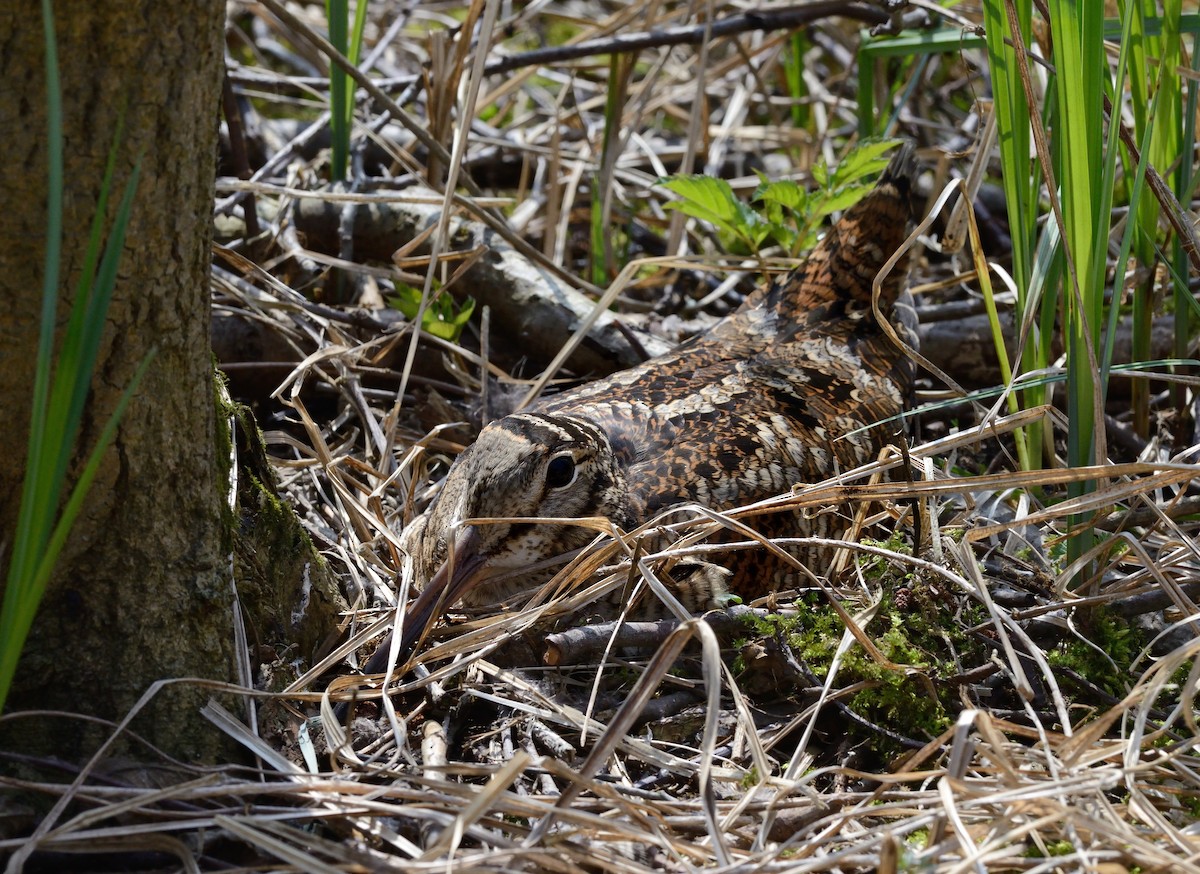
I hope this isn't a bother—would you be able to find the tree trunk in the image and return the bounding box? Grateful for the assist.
[0,1,237,761]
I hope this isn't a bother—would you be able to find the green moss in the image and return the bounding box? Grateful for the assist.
[213,366,236,527]
[862,531,913,556]
[739,767,760,789]
[214,375,347,666]
[741,609,804,641]
[905,828,929,850]
[1180,792,1200,819]
[1047,609,1141,698]
[1026,839,1075,858]
[735,572,985,757]
[836,610,952,750]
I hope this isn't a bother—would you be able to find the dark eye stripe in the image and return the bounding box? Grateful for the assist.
[503,412,605,452]
[546,416,593,445]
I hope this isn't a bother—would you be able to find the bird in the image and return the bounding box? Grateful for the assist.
[355,142,919,682]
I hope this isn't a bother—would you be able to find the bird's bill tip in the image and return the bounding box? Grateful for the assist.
[394,526,489,661]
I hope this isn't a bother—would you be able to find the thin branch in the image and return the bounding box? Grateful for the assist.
[483,3,892,77]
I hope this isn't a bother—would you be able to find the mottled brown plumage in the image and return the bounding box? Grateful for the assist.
[360,143,918,677]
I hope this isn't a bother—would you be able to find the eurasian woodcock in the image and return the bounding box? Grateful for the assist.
[359,142,918,678]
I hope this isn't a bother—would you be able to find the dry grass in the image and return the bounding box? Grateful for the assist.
[6,0,1200,870]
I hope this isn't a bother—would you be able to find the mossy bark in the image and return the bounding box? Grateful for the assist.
[219,382,346,670]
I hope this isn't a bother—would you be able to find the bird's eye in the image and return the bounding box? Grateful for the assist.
[545,453,577,489]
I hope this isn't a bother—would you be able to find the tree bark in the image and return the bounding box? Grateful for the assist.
[0,1,237,761]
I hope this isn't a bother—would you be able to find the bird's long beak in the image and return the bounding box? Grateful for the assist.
[359,526,488,676]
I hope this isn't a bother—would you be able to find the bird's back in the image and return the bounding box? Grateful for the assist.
[534,143,917,531]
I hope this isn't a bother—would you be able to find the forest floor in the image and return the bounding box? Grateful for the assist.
[34,0,1200,870]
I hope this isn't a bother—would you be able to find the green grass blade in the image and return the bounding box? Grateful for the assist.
[326,0,349,181]
[849,358,1200,435]
[1046,0,1109,574]
[1122,0,1153,432]
[0,354,152,711]
[0,3,142,713]
[1125,0,1183,434]
[1152,2,1189,422]
[42,134,131,518]
[1147,2,1181,209]
[592,52,626,285]
[786,31,809,131]
[1174,26,1200,383]
[976,256,1030,471]
[1104,13,1163,390]
[858,26,989,138]
[1099,0,1139,386]
[1158,240,1200,321]
[344,0,368,172]
[0,164,141,711]
[349,0,368,66]
[9,0,65,588]
[982,0,1040,466]
[33,355,155,594]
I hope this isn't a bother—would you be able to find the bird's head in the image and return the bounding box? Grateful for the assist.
[390,412,636,661]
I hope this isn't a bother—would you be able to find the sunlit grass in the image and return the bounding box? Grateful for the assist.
[326,0,369,182]
[974,2,1197,577]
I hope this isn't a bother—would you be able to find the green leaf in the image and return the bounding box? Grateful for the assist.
[388,285,423,321]
[326,0,349,181]
[387,287,474,342]
[810,160,830,189]
[660,140,909,259]
[765,222,799,253]
[819,183,873,215]
[753,178,806,211]
[830,138,903,187]
[427,296,475,340]
[661,175,743,226]
[660,174,767,252]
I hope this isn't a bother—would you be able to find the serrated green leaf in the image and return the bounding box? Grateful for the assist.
[754,179,807,211]
[732,199,768,233]
[660,175,743,226]
[757,195,784,228]
[820,183,873,215]
[831,138,903,187]
[766,222,799,252]
[661,174,769,252]
[663,200,747,245]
